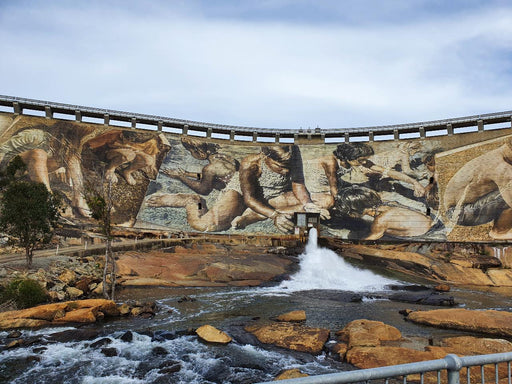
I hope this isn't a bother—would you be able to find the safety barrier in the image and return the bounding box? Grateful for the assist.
[0,95,511,143]
[256,352,512,384]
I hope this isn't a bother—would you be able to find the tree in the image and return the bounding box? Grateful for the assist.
[0,180,62,268]
[83,179,116,300]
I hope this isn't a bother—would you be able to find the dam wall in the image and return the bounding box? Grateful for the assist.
[1,96,512,242]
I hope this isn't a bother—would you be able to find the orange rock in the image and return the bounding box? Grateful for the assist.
[245,322,329,354]
[196,325,232,344]
[54,307,98,323]
[408,309,512,338]
[274,369,308,380]
[439,336,512,355]
[336,319,401,348]
[346,346,445,369]
[434,284,450,292]
[276,310,306,322]
[70,299,119,317]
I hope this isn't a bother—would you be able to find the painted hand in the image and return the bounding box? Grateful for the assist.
[303,203,331,220]
[273,212,294,233]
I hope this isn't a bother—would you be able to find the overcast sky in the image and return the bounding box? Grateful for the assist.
[1,0,511,130]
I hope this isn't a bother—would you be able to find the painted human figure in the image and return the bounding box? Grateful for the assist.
[333,143,426,198]
[163,137,239,195]
[86,130,169,185]
[334,185,433,240]
[443,138,512,239]
[147,145,328,233]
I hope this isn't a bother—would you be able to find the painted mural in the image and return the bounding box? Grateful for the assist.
[1,111,511,242]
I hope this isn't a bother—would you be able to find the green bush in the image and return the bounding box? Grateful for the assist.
[0,279,48,309]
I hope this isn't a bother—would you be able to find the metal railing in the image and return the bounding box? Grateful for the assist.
[0,94,511,142]
[256,352,512,384]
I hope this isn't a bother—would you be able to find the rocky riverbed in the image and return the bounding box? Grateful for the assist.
[1,236,512,382]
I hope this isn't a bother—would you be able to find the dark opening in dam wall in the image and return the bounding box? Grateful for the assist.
[1,95,512,242]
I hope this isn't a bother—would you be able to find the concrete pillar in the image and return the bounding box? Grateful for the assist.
[252,132,258,142]
[182,125,188,135]
[45,106,52,119]
[157,121,163,131]
[419,126,425,138]
[104,114,110,125]
[131,118,137,129]
[369,131,374,142]
[75,110,82,122]
[320,133,325,142]
[447,123,453,136]
[207,128,212,138]
[13,102,21,115]
[294,133,298,141]
[344,132,349,142]
[230,130,235,141]
[478,119,484,132]
[393,129,399,141]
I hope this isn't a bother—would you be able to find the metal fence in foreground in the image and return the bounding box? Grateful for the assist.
[256,352,512,384]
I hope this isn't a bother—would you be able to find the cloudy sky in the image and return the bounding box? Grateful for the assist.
[1,0,511,129]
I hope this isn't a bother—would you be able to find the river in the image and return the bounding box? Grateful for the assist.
[1,229,512,383]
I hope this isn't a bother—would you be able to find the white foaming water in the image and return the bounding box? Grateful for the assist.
[275,228,396,292]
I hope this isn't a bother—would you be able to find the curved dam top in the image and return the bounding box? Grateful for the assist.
[0,94,511,243]
[1,94,511,142]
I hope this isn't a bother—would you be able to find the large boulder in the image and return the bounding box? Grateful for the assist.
[196,325,232,344]
[407,309,512,338]
[336,319,402,348]
[346,346,445,369]
[0,299,119,330]
[245,322,329,354]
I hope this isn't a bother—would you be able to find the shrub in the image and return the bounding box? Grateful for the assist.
[0,279,48,309]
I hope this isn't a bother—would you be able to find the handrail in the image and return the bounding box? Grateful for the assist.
[0,94,510,141]
[255,352,512,384]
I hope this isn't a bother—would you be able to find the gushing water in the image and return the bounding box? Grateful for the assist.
[276,228,397,292]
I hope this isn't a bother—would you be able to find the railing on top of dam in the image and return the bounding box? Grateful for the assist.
[0,94,511,143]
[256,352,512,384]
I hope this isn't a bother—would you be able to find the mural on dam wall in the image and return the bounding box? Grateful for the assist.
[1,111,512,242]
[0,113,170,227]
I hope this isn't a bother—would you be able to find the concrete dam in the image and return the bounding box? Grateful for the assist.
[1,95,511,243]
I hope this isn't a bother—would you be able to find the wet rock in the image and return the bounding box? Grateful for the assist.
[388,292,455,306]
[407,308,512,338]
[274,368,309,380]
[152,346,168,356]
[25,355,41,363]
[245,322,329,354]
[158,362,181,375]
[7,331,22,338]
[90,338,112,349]
[47,329,100,343]
[101,347,118,357]
[119,331,133,342]
[6,339,23,348]
[330,342,348,360]
[434,284,451,292]
[177,296,196,303]
[33,347,47,354]
[276,310,306,322]
[196,325,232,344]
[117,303,131,316]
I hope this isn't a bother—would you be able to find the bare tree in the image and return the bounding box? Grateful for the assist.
[83,178,116,300]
